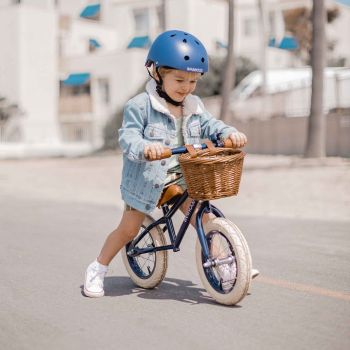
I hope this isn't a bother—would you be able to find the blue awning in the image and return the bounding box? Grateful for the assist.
[127,36,151,49]
[269,36,298,51]
[279,36,298,50]
[62,73,90,86]
[89,38,101,48]
[80,4,100,18]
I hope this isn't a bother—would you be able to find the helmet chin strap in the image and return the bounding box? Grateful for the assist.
[155,84,183,107]
[147,67,183,107]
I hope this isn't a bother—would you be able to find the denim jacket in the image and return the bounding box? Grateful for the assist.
[118,80,237,214]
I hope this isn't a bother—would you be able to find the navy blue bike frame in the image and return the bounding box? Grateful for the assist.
[127,190,225,261]
[127,134,227,261]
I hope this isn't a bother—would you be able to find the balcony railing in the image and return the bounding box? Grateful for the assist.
[0,118,23,143]
[60,121,93,143]
[59,95,92,114]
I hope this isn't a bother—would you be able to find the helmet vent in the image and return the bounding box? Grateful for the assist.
[183,39,187,43]
[201,57,205,62]
[195,40,200,45]
[184,56,190,61]
[170,34,176,37]
[184,33,188,35]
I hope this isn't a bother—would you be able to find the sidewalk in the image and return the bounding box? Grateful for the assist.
[0,152,349,222]
[220,153,350,222]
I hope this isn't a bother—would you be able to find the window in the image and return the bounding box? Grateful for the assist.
[89,38,101,53]
[133,8,150,36]
[59,81,90,97]
[243,18,256,37]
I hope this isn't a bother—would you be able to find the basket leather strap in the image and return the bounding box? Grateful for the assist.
[185,144,198,158]
[204,139,216,154]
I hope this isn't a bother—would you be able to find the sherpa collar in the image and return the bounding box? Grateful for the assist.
[146,79,204,118]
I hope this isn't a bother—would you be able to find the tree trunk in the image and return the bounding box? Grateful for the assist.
[305,0,326,158]
[257,0,268,119]
[220,0,235,122]
[257,0,267,96]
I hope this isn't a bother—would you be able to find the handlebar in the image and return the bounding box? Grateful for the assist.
[159,137,235,160]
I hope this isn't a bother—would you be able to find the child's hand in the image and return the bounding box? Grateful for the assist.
[228,132,247,148]
[144,142,165,160]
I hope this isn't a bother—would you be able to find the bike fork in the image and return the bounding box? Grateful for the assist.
[195,201,225,263]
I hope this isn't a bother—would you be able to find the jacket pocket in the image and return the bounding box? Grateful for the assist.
[188,121,201,137]
[144,124,166,141]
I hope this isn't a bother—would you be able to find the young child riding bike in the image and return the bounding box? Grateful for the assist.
[84,29,258,298]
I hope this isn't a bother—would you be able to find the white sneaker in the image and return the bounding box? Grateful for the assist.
[84,260,108,298]
[251,268,260,279]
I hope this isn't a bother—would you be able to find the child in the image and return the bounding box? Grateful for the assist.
[84,30,258,298]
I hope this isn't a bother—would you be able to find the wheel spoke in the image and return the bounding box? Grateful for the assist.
[130,231,157,277]
[205,230,237,294]
[124,218,168,290]
[211,233,230,259]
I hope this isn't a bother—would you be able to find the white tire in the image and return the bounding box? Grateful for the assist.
[122,215,168,289]
[195,217,252,305]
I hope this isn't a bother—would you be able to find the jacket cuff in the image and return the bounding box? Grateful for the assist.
[220,127,238,140]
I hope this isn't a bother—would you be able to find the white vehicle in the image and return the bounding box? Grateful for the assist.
[232,67,350,119]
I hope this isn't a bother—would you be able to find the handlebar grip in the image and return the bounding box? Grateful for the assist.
[223,138,234,148]
[160,148,172,159]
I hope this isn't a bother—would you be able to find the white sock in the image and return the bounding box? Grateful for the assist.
[94,259,108,271]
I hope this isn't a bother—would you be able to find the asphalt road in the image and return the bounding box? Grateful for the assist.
[1,193,349,350]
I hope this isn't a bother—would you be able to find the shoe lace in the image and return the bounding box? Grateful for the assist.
[89,267,106,288]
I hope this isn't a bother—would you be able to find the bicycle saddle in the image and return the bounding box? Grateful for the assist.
[157,185,184,208]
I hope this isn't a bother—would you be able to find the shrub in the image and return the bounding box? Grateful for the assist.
[196,56,258,97]
[103,108,123,150]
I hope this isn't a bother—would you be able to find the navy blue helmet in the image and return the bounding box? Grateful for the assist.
[146,30,209,73]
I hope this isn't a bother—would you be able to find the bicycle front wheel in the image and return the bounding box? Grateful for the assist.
[195,217,252,305]
[122,215,168,289]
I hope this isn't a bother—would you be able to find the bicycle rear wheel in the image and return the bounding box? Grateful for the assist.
[195,217,252,305]
[122,215,168,289]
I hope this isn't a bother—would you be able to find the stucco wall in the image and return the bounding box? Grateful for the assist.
[19,5,60,143]
[231,113,350,157]
[0,6,20,104]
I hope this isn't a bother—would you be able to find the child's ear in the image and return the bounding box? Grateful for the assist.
[153,69,162,84]
[147,65,160,83]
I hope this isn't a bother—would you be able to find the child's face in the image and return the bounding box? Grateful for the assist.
[161,70,201,103]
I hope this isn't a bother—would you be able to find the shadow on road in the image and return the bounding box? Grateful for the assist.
[81,276,242,307]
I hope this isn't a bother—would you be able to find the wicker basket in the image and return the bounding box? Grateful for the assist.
[179,148,245,200]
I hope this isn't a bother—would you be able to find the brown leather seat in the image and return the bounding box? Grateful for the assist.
[157,184,184,207]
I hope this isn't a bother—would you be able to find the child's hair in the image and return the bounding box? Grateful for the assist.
[152,66,173,79]
[152,66,202,80]
[150,64,202,106]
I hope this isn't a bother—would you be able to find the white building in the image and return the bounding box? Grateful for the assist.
[0,0,349,157]
[0,1,61,156]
